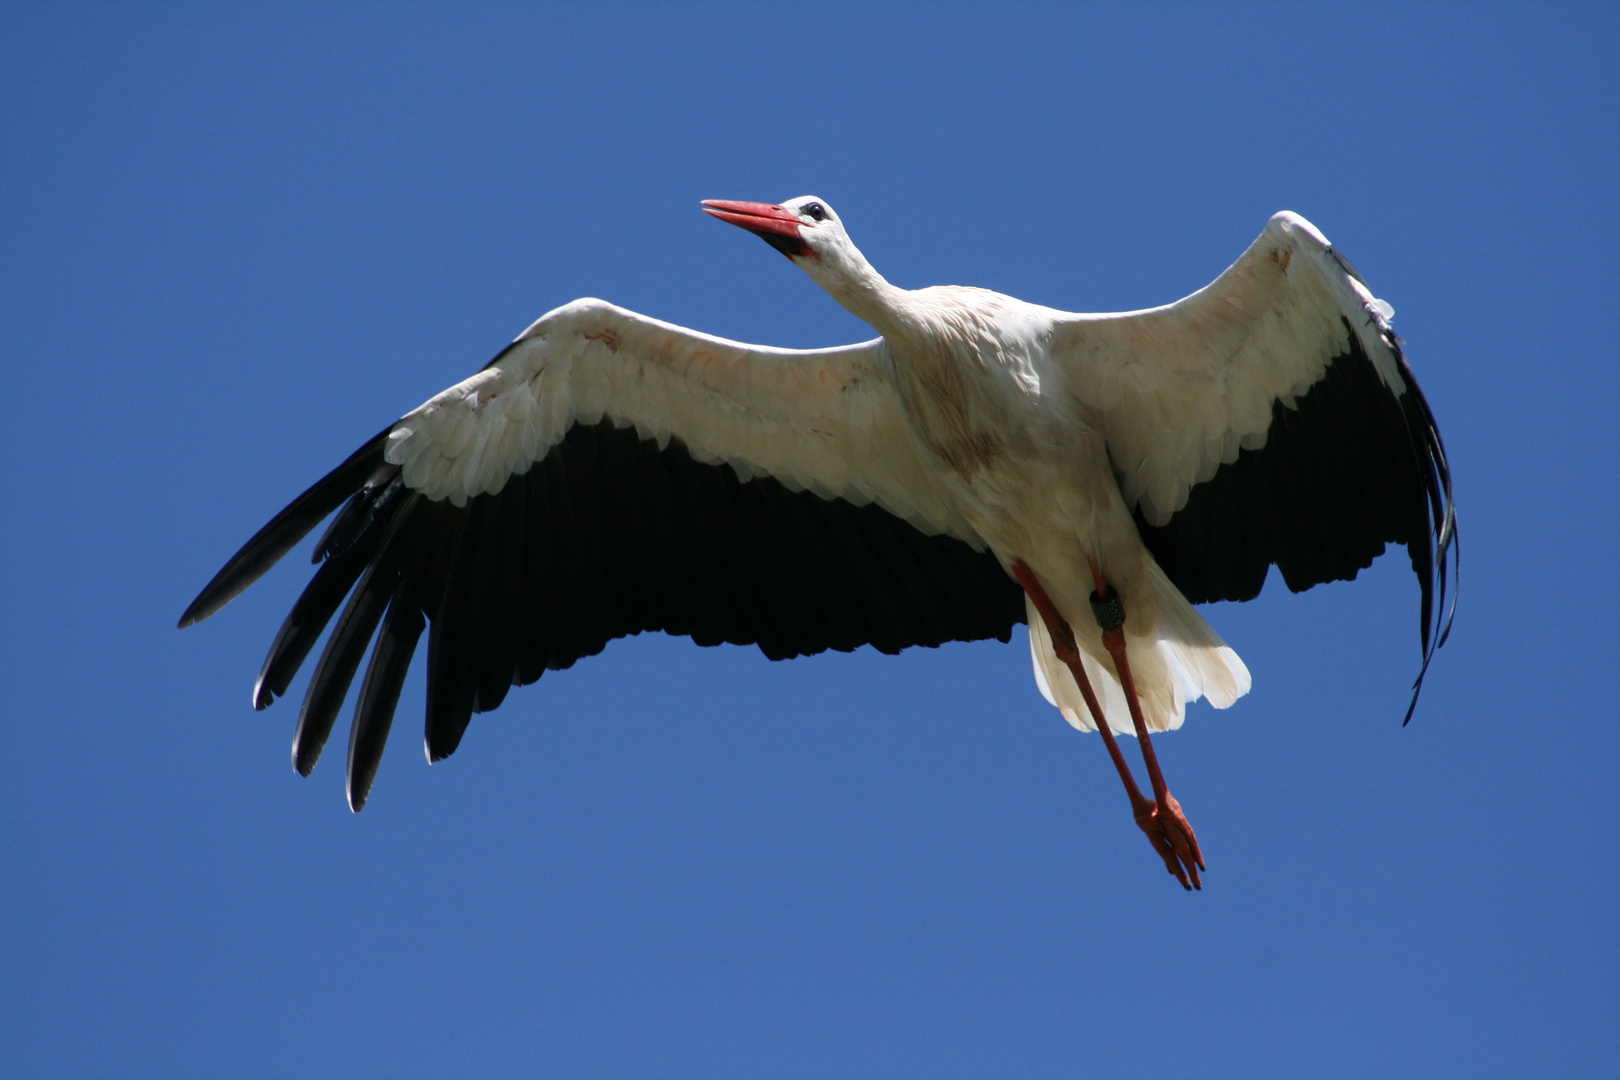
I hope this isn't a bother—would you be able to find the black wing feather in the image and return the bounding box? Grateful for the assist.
[177,427,395,628]
[346,594,425,811]
[253,525,383,710]
[290,485,415,775]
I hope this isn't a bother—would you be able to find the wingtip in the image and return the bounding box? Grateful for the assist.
[1402,659,1431,727]
[423,733,461,765]
[176,580,248,633]
[176,597,208,630]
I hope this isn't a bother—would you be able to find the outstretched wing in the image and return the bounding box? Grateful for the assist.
[1054,213,1456,717]
[180,299,1025,809]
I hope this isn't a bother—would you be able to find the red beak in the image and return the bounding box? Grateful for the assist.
[702,200,809,258]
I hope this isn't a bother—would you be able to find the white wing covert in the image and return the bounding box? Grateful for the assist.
[386,298,978,540]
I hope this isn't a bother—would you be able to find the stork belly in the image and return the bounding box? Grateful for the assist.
[943,455,1154,630]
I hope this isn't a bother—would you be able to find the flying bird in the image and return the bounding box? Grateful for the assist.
[181,197,1456,889]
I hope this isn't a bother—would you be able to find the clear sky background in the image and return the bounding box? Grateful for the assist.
[3,3,1616,1077]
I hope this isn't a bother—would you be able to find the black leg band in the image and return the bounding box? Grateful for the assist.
[1089,588,1125,630]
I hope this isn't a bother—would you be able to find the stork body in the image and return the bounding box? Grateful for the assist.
[182,197,1455,889]
[825,278,1235,737]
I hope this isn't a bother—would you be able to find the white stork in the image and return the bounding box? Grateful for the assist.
[181,197,1456,889]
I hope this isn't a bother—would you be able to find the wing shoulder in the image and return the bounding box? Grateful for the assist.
[1056,212,1407,526]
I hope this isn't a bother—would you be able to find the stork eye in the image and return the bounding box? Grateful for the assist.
[802,202,828,222]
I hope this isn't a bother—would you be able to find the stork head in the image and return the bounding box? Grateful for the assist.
[702,196,888,307]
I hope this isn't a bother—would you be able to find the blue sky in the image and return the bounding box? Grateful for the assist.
[2,3,1616,1076]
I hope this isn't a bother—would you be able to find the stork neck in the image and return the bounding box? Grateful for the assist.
[833,274,910,333]
[803,247,910,335]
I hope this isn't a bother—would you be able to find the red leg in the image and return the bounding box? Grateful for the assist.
[1088,560,1205,887]
[1012,560,1198,889]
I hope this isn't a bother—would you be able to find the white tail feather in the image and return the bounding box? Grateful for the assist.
[1148,561,1251,710]
[1026,565,1251,736]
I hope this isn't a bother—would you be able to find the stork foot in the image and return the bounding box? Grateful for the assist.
[1132,790,1203,890]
